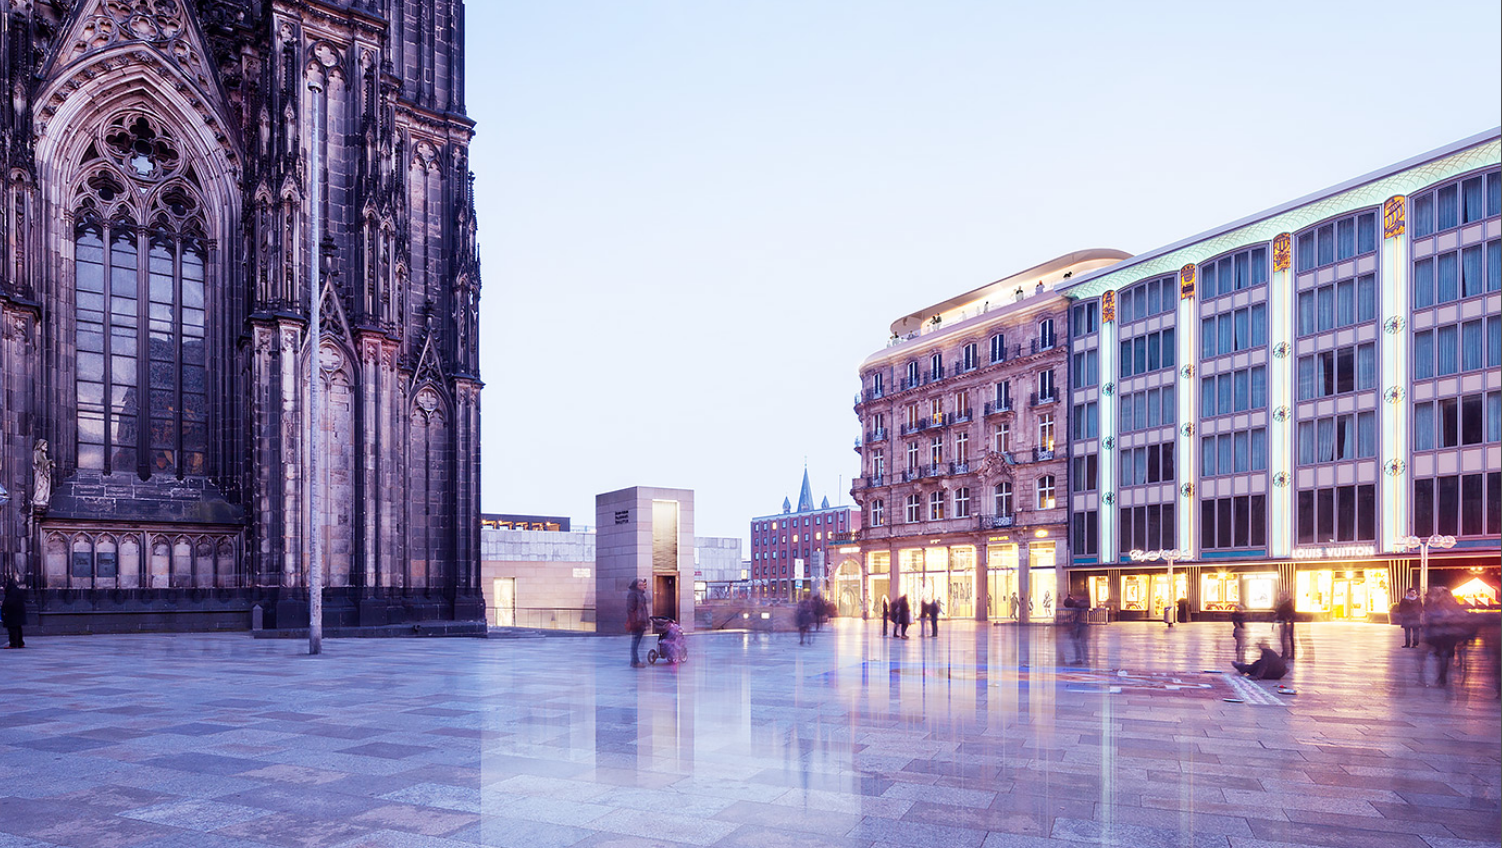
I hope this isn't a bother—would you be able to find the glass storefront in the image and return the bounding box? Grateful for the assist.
[1149,572,1187,619]
[1298,567,1390,619]
[1241,572,1278,610]
[1029,542,1057,622]
[1121,574,1149,612]
[949,546,975,619]
[1088,575,1111,609]
[1201,572,1241,611]
[988,543,1020,619]
[866,551,890,618]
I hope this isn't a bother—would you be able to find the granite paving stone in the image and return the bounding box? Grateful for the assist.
[0,622,1495,848]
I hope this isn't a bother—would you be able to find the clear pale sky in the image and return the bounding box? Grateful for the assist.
[465,1,1502,548]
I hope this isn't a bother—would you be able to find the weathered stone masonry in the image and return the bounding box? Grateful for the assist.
[0,0,483,632]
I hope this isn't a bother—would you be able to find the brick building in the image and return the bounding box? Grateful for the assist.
[749,468,853,603]
[0,1,484,632]
[850,251,1128,623]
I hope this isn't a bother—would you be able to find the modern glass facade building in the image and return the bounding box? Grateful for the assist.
[1060,129,1501,621]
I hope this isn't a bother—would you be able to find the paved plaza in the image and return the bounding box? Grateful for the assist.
[0,620,1497,848]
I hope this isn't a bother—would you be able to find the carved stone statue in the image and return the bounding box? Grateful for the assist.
[31,439,52,513]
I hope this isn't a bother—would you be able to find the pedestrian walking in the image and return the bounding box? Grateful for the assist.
[796,597,814,645]
[1421,586,1475,687]
[1397,588,1422,648]
[1275,592,1296,660]
[928,597,941,636]
[880,595,890,637]
[1010,593,1019,621]
[626,579,648,668]
[2,578,25,649]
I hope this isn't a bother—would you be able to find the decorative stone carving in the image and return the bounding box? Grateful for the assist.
[31,439,53,513]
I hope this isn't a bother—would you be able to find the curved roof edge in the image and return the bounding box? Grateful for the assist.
[1059,127,1502,301]
[889,248,1132,336]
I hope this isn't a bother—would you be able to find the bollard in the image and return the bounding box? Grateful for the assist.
[251,604,263,631]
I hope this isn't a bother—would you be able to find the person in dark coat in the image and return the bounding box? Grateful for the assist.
[2,579,25,649]
[1231,604,1247,664]
[626,579,648,668]
[1233,640,1288,680]
[880,596,890,637]
[796,597,814,645]
[1275,592,1296,660]
[893,594,911,639]
[1396,588,1422,648]
[928,597,941,637]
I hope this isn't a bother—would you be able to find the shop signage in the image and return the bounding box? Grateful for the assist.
[1291,545,1376,560]
[1129,548,1190,563]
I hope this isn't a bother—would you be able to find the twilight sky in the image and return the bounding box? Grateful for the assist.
[465,1,1501,547]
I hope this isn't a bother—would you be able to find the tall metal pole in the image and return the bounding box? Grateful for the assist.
[307,78,324,655]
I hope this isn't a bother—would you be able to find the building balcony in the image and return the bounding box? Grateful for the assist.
[954,408,973,424]
[899,420,931,436]
[981,514,1015,529]
[984,399,1014,416]
[1033,447,1055,463]
[856,474,886,489]
[1029,391,1058,407]
[867,428,888,443]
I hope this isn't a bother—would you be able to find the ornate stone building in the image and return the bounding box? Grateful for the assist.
[851,251,1128,624]
[0,1,483,631]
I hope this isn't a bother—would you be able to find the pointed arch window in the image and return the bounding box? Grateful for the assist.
[74,114,207,479]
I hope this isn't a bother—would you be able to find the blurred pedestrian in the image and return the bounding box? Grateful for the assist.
[1396,588,1422,648]
[893,594,911,639]
[1231,604,1247,664]
[626,579,648,668]
[880,595,890,637]
[2,578,24,649]
[930,597,942,636]
[1061,593,1087,664]
[1421,586,1475,687]
[1276,592,1296,660]
[796,597,814,645]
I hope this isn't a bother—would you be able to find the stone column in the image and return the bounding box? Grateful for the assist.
[1018,542,1032,624]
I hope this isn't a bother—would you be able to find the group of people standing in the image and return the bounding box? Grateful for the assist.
[878,595,941,639]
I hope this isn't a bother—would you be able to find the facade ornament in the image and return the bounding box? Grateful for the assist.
[1101,436,1115,450]
[1101,381,1115,397]
[31,439,53,513]
[1179,422,1194,437]
[1383,316,1405,335]
[1273,472,1290,488]
[1101,492,1115,505]
[1384,386,1405,404]
[1272,405,1290,423]
[1384,459,1406,477]
[1179,363,1194,379]
[1180,482,1194,498]
[1272,341,1290,359]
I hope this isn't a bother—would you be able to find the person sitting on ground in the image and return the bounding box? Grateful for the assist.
[1232,639,1288,680]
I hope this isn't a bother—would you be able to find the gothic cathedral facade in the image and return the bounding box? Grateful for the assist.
[0,1,484,631]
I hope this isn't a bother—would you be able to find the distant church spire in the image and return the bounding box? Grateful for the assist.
[797,466,816,513]
[782,496,791,514]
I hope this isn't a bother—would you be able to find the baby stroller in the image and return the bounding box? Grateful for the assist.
[646,616,688,665]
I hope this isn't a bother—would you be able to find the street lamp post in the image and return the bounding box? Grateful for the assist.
[0,483,9,582]
[1400,534,1456,595]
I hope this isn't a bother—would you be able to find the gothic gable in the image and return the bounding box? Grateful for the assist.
[37,0,238,166]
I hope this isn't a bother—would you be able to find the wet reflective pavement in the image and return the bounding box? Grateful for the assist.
[0,620,1496,847]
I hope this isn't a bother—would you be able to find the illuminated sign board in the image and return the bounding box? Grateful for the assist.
[1291,545,1376,560]
[1129,549,1191,563]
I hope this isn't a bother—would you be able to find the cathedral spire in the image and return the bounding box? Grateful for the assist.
[797,466,815,513]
